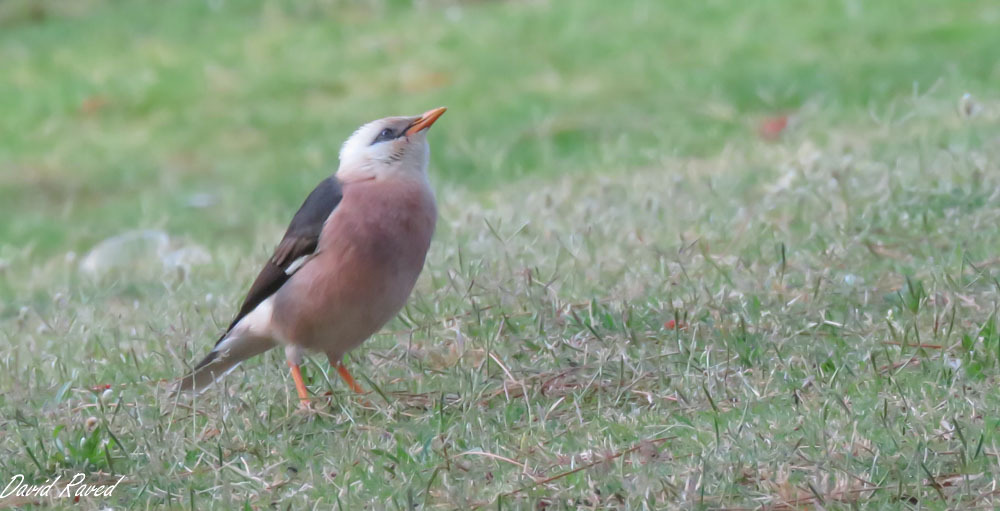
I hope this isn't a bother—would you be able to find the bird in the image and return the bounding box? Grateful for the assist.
[174,107,446,405]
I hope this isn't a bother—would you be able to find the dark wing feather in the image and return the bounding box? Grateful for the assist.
[215,176,343,344]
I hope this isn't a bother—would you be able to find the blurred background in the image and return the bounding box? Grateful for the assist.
[2,1,1000,508]
[2,0,997,260]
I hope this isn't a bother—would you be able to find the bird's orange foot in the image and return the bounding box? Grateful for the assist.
[333,362,376,407]
[336,363,366,394]
[288,361,311,409]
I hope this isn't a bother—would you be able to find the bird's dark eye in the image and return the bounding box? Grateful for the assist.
[372,128,396,145]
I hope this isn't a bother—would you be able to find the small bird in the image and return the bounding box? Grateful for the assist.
[175,107,446,405]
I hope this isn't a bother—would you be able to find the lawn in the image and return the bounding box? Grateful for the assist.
[2,0,1000,509]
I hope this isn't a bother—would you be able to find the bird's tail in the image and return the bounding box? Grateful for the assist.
[173,333,276,395]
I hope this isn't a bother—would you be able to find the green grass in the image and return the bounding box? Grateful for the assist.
[2,0,1000,508]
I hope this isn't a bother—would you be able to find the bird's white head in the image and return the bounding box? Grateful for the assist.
[337,107,447,183]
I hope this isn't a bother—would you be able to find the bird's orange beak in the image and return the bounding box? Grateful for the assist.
[405,107,447,136]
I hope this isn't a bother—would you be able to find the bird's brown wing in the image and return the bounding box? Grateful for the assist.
[215,176,343,344]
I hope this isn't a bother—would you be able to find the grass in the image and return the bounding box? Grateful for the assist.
[2,0,1000,509]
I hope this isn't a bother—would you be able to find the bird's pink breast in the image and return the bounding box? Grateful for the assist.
[269,177,436,358]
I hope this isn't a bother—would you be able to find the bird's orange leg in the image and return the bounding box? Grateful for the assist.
[287,361,310,406]
[335,363,365,394]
